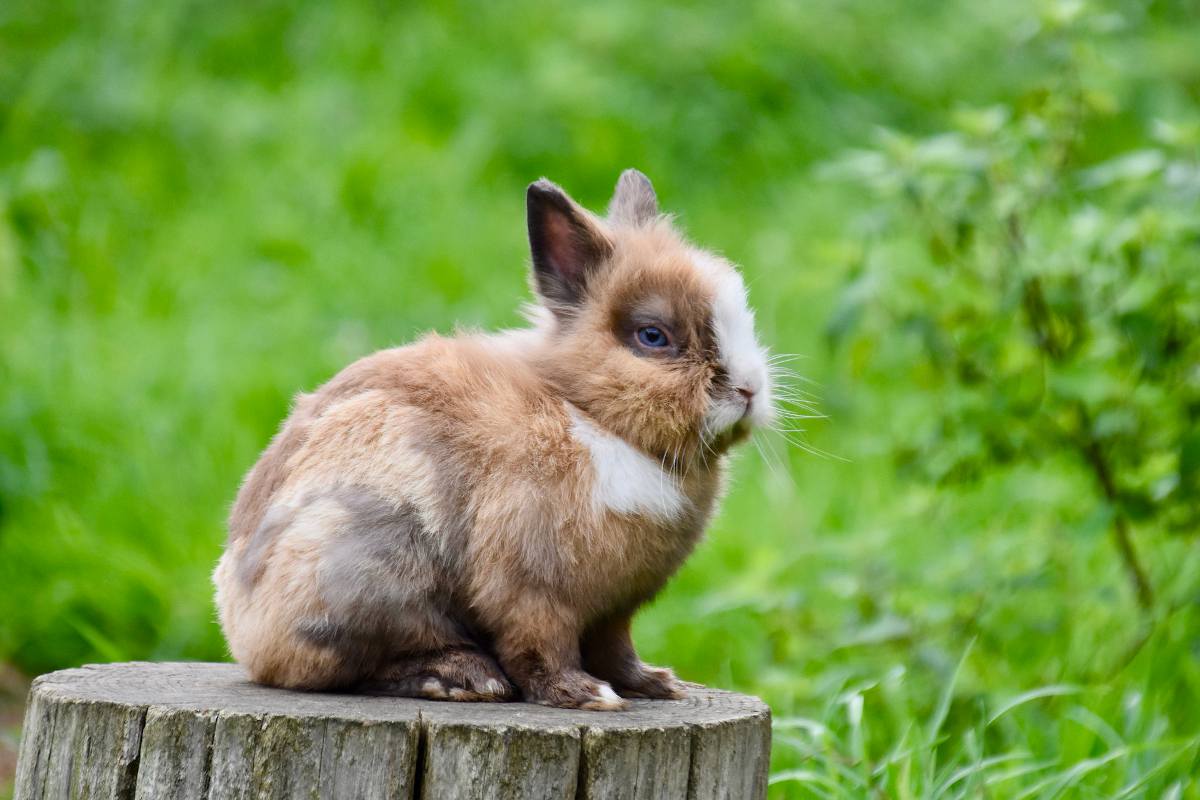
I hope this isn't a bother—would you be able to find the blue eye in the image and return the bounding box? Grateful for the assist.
[637,326,669,348]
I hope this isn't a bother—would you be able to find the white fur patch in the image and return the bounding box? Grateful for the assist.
[692,251,773,430]
[583,681,628,710]
[596,683,622,703]
[567,405,686,521]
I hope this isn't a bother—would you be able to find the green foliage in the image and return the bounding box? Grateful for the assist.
[1,0,1198,797]
[826,2,1200,610]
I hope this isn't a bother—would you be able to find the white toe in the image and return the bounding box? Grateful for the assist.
[581,682,628,711]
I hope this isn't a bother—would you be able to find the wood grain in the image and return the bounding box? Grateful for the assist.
[13,663,769,800]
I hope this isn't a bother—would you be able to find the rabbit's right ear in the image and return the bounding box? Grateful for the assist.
[527,179,613,319]
[607,169,658,226]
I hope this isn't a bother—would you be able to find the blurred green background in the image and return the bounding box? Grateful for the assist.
[2,0,1199,797]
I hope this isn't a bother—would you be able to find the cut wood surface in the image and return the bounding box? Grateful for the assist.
[14,662,771,800]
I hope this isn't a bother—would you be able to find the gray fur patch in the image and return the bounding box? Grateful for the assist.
[329,490,435,572]
[236,503,297,588]
[406,423,474,578]
[294,617,367,650]
[295,487,472,672]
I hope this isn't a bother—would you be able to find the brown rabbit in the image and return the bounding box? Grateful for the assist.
[212,170,775,710]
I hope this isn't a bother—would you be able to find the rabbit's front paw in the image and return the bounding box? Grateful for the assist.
[527,669,629,711]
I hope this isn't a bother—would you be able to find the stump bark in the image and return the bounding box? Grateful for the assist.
[14,662,771,800]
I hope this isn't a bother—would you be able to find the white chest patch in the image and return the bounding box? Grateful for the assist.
[567,406,686,521]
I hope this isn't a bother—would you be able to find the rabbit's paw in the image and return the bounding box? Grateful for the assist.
[527,669,630,711]
[612,664,687,700]
[366,647,515,702]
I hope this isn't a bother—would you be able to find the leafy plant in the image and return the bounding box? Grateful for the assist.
[825,2,1200,612]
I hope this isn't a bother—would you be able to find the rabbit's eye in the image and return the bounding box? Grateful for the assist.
[637,326,670,348]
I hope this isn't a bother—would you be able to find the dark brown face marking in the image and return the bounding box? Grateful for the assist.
[607,282,719,381]
[613,298,684,359]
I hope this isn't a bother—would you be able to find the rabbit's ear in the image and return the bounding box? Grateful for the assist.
[607,169,658,226]
[527,179,614,318]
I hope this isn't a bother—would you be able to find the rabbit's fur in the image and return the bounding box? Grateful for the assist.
[213,170,774,710]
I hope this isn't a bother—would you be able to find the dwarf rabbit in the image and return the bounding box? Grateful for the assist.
[213,170,775,710]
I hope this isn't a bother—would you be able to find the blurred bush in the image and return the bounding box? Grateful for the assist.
[825,4,1200,611]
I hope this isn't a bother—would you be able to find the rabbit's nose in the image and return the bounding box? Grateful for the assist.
[737,387,755,406]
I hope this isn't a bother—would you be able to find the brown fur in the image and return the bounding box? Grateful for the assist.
[213,170,770,710]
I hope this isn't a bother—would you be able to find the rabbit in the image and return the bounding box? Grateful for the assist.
[212,169,775,710]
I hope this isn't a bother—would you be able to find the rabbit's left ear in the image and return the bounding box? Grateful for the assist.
[527,178,614,319]
[607,169,658,226]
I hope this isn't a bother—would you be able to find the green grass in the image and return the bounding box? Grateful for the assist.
[2,0,1198,797]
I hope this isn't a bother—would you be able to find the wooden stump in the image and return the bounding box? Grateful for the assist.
[14,662,771,800]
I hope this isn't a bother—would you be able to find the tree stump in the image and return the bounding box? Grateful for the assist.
[14,662,771,800]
